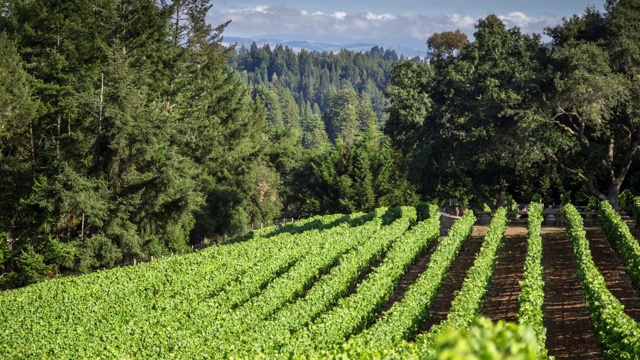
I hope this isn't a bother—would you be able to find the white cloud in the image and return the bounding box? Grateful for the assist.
[253,6,268,14]
[450,14,476,28]
[332,11,347,20]
[364,12,396,21]
[210,5,562,44]
[499,12,532,28]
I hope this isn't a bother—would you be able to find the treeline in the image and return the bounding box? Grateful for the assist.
[0,0,283,286]
[225,45,418,218]
[231,44,402,122]
[227,44,411,148]
[0,0,416,287]
[5,0,636,289]
[385,0,640,210]
[223,44,420,219]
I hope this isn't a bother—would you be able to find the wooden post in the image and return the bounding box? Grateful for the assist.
[81,213,85,241]
[133,259,137,266]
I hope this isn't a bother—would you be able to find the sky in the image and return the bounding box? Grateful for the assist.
[207,0,602,48]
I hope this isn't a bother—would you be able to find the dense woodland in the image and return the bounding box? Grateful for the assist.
[1,0,639,287]
[0,0,416,287]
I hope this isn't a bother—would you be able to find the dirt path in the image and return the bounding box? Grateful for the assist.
[416,229,486,336]
[541,227,604,360]
[480,232,527,322]
[381,237,441,313]
[586,228,640,321]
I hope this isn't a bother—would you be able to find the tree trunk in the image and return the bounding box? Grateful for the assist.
[497,190,507,208]
[607,179,622,210]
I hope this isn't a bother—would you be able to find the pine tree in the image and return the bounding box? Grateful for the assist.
[325,86,360,144]
[300,101,330,151]
[0,35,38,237]
[275,86,302,142]
[169,3,277,239]
[253,85,285,135]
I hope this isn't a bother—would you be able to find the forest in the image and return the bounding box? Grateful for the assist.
[1,0,639,288]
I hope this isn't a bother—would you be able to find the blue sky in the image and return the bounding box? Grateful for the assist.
[208,1,601,47]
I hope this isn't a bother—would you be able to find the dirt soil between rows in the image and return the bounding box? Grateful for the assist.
[480,231,527,322]
[585,227,640,322]
[541,226,604,360]
[372,219,640,358]
[416,232,485,336]
[381,236,442,313]
[486,224,605,359]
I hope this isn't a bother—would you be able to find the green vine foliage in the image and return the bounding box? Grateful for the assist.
[564,204,640,359]
[415,208,508,356]
[599,201,640,290]
[350,209,476,350]
[517,203,548,359]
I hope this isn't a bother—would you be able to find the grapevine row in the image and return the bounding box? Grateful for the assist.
[517,203,548,359]
[350,208,476,350]
[280,206,439,356]
[599,201,640,290]
[415,207,507,355]
[564,204,640,359]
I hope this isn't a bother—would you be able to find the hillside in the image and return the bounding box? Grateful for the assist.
[3,202,640,358]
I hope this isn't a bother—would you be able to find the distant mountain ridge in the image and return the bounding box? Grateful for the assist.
[223,36,427,59]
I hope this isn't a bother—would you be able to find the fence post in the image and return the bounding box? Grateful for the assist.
[150,256,154,261]
[133,259,137,266]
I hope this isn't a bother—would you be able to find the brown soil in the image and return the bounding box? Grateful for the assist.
[586,228,640,321]
[480,233,528,322]
[393,217,640,358]
[541,227,604,360]
[416,231,485,336]
[380,237,442,313]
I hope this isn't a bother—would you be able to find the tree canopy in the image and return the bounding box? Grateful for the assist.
[0,0,277,286]
[386,2,640,209]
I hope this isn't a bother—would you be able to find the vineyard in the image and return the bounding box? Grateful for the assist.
[1,203,640,359]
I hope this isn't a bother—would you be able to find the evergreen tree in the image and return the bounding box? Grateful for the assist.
[253,84,285,134]
[325,86,360,144]
[0,34,38,239]
[357,92,382,146]
[275,86,302,143]
[0,0,278,286]
[300,101,330,151]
